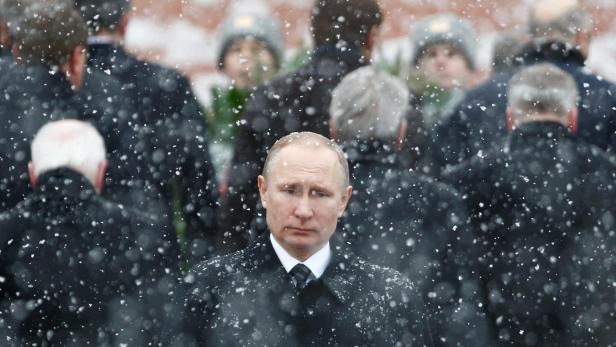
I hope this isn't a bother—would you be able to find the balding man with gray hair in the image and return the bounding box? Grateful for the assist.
[0,120,181,346]
[328,66,488,345]
[434,0,616,173]
[444,63,616,345]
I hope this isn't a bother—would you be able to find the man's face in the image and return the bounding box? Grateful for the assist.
[222,36,277,89]
[416,43,473,90]
[258,145,352,260]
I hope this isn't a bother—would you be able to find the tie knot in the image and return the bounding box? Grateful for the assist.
[290,263,315,290]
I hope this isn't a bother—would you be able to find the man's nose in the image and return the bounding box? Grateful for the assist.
[293,196,314,220]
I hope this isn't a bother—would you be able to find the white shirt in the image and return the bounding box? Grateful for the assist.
[269,233,331,279]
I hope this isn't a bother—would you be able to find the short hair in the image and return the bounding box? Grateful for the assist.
[73,0,130,34]
[529,0,592,41]
[262,132,350,190]
[11,0,87,66]
[310,0,382,49]
[507,63,579,119]
[31,120,106,185]
[330,66,409,142]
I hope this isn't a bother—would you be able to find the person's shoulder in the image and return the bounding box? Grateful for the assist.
[185,247,250,287]
[352,256,416,292]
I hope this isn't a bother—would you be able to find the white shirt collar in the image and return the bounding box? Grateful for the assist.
[270,233,331,279]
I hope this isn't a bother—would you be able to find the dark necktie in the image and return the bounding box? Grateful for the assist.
[290,263,315,290]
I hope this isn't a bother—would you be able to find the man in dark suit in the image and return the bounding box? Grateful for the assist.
[433,0,616,172]
[444,63,616,346]
[74,0,218,263]
[0,120,180,346]
[181,132,430,346]
[329,66,490,345]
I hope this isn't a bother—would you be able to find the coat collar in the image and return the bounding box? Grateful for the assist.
[240,232,359,304]
[310,43,368,72]
[507,121,574,149]
[513,39,585,70]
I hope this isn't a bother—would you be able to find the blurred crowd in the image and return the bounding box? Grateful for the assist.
[0,0,615,346]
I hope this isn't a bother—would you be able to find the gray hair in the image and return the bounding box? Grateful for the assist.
[507,63,579,119]
[330,66,409,142]
[262,132,349,190]
[529,1,592,41]
[31,120,106,185]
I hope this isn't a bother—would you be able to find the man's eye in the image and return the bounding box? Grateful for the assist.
[311,190,327,197]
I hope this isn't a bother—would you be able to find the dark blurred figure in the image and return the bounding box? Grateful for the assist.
[219,0,383,253]
[74,0,218,263]
[329,66,490,346]
[444,63,616,346]
[0,1,141,213]
[491,28,528,75]
[436,0,616,171]
[0,120,179,346]
[182,132,430,346]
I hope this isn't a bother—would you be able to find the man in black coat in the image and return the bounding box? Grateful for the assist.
[329,66,489,345]
[443,63,616,346]
[181,132,431,346]
[0,120,180,346]
[74,0,218,262]
[0,1,145,215]
[218,0,383,252]
[433,0,616,171]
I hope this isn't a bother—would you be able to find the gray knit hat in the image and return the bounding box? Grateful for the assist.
[410,13,477,70]
[217,11,284,69]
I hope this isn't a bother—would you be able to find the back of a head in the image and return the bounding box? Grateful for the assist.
[11,0,87,66]
[529,0,591,42]
[330,66,409,143]
[73,0,130,34]
[507,63,578,120]
[31,119,106,186]
[310,0,382,49]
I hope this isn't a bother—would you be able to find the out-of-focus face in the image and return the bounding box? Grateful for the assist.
[222,36,277,89]
[416,43,473,90]
[258,144,352,260]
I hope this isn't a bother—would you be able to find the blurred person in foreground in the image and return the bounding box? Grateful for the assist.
[444,63,616,346]
[0,120,177,346]
[206,10,284,188]
[181,132,431,346]
[436,0,616,170]
[219,0,383,254]
[74,0,218,263]
[329,65,490,345]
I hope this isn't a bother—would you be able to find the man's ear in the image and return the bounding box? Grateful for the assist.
[257,175,268,209]
[28,162,38,189]
[118,13,130,39]
[365,25,380,57]
[65,45,86,90]
[329,119,337,140]
[394,119,408,151]
[337,186,353,218]
[575,31,590,60]
[506,107,516,133]
[94,159,108,194]
[567,107,579,134]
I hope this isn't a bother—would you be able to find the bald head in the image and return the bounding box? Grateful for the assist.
[529,0,591,42]
[30,120,107,191]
